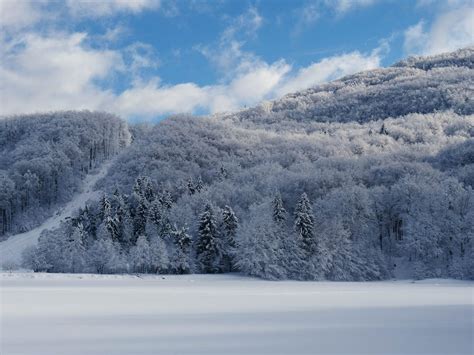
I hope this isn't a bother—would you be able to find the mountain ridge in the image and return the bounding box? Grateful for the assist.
[1,48,473,281]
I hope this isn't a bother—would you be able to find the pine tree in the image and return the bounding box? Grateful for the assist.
[159,190,173,210]
[147,198,173,241]
[380,123,389,135]
[195,176,204,192]
[187,178,196,195]
[270,194,304,279]
[294,193,316,255]
[272,194,287,223]
[113,193,133,246]
[98,194,112,221]
[222,205,238,271]
[219,166,228,180]
[104,214,119,241]
[133,176,144,197]
[142,176,155,202]
[134,196,148,238]
[147,199,162,225]
[196,204,221,273]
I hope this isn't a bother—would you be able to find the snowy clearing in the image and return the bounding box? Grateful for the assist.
[0,160,113,265]
[1,273,472,355]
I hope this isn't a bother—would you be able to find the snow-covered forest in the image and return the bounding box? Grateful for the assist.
[0,112,130,237]
[3,48,474,280]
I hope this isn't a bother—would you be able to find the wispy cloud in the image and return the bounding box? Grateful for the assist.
[0,2,387,119]
[65,0,161,18]
[291,0,377,36]
[292,3,320,36]
[403,3,474,55]
[328,0,376,15]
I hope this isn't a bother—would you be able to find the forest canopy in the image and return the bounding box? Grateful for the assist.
[4,48,473,280]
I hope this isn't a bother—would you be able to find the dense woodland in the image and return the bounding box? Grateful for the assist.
[6,48,474,280]
[0,112,130,237]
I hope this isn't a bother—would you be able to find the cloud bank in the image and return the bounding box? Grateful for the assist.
[0,0,472,120]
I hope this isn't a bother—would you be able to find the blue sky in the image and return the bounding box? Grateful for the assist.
[0,0,472,121]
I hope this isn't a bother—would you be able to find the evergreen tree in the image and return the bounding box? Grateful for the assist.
[222,205,238,271]
[147,198,173,240]
[219,166,228,180]
[272,194,287,223]
[142,176,155,202]
[159,190,173,210]
[133,176,144,197]
[113,193,133,246]
[187,178,196,195]
[196,204,221,273]
[270,194,304,279]
[134,196,148,238]
[104,214,119,241]
[195,176,204,192]
[98,194,112,221]
[294,193,316,255]
[147,199,162,226]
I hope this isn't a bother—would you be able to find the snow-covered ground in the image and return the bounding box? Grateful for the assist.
[1,273,472,355]
[0,161,113,265]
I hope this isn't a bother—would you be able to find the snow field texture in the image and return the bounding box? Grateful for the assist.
[1,273,473,355]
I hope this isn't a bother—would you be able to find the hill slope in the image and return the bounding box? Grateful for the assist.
[0,111,130,237]
[5,48,474,280]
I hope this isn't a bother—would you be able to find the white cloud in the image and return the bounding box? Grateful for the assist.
[292,0,376,35]
[0,32,120,115]
[99,25,129,42]
[196,6,265,77]
[111,59,291,117]
[0,0,161,32]
[292,3,320,35]
[276,50,381,96]
[114,79,207,117]
[404,5,474,55]
[328,0,376,15]
[65,0,160,18]
[0,0,49,31]
[0,27,382,119]
[403,21,429,55]
[222,6,263,42]
[0,2,385,120]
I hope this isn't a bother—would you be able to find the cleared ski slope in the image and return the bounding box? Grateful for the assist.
[1,273,473,355]
[0,161,113,265]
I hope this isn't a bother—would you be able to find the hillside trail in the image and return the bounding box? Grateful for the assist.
[0,159,114,266]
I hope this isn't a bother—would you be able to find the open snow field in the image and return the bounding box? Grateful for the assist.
[1,273,472,355]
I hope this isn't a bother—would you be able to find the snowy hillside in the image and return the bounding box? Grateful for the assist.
[0,111,130,237]
[225,47,473,127]
[2,48,473,281]
[0,160,115,265]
